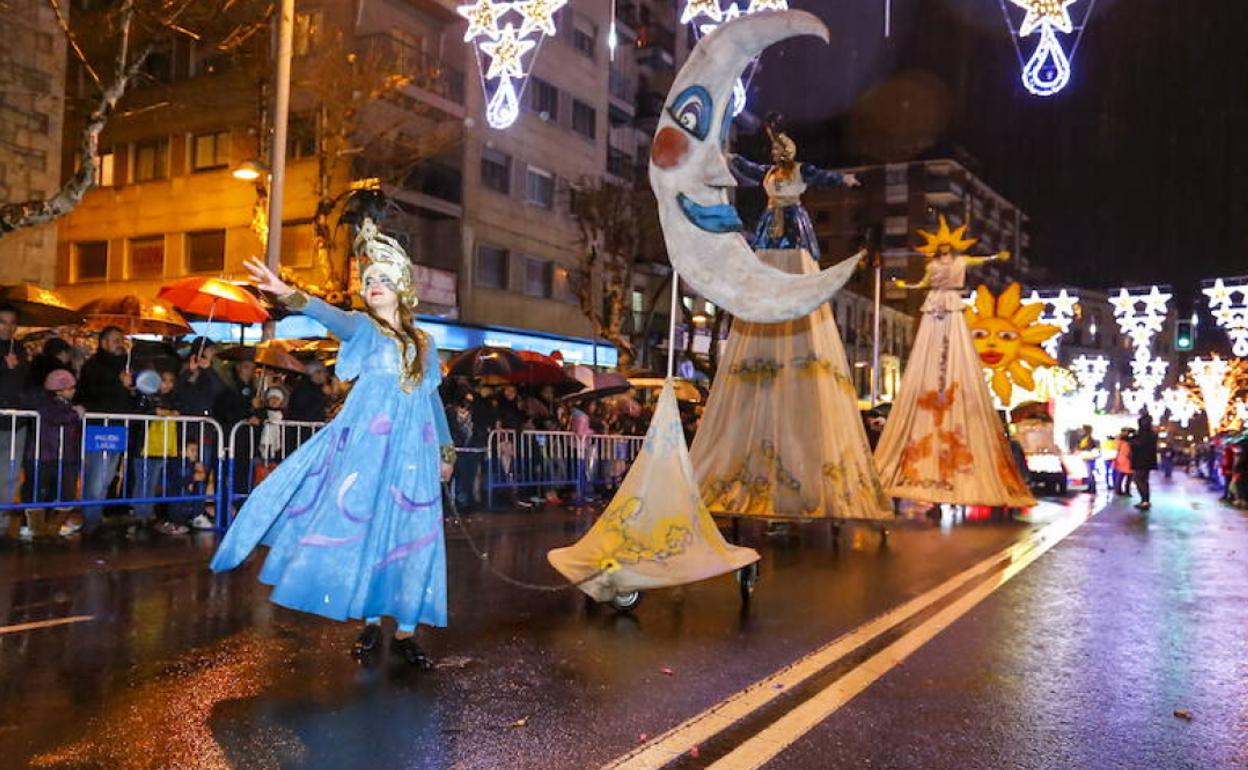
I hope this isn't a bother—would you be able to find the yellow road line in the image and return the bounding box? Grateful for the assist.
[602,502,1097,770]
[0,615,95,635]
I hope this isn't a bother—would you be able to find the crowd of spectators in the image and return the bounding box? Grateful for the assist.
[0,302,336,541]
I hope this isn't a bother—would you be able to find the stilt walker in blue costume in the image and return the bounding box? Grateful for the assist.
[212,191,455,668]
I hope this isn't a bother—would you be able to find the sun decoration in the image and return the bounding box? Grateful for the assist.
[680,0,789,116]
[1202,276,1248,357]
[916,215,977,256]
[964,283,1060,405]
[999,0,1096,96]
[459,0,567,129]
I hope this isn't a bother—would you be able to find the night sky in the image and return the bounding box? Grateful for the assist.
[747,0,1248,303]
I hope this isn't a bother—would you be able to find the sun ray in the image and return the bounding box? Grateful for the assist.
[1011,302,1044,327]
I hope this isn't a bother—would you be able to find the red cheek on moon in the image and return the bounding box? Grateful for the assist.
[651,127,689,169]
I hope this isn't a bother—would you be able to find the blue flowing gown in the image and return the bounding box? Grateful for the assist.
[211,297,452,630]
[729,155,847,259]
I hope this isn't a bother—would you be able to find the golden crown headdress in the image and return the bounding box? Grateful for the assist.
[916,215,977,256]
[341,188,418,310]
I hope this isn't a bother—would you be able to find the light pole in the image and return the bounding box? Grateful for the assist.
[262,0,295,339]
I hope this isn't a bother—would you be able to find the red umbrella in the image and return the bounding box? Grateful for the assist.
[158,276,270,324]
[509,350,582,389]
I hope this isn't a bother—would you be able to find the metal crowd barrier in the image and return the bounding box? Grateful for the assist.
[223,418,327,527]
[0,409,226,523]
[484,429,645,508]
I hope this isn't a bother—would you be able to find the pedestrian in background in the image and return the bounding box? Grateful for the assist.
[1076,424,1097,494]
[0,304,29,539]
[177,339,227,530]
[76,326,136,536]
[1130,416,1158,511]
[29,369,83,539]
[131,369,189,535]
[287,361,330,423]
[1113,430,1134,496]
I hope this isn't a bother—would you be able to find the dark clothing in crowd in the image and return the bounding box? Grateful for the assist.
[469,398,497,448]
[77,350,134,413]
[29,390,81,503]
[0,340,30,408]
[214,377,258,430]
[177,365,227,418]
[28,339,72,396]
[287,378,329,422]
[1130,428,1159,471]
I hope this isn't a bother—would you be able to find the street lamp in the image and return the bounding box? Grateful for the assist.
[232,159,269,182]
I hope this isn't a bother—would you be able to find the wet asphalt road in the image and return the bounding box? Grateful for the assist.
[1,474,1244,769]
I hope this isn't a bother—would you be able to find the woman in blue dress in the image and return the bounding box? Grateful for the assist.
[728,114,860,258]
[212,197,454,668]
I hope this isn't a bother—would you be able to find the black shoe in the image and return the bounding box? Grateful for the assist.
[351,624,382,660]
[391,636,433,670]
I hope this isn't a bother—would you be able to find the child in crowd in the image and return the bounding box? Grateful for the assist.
[28,369,83,539]
[132,369,189,535]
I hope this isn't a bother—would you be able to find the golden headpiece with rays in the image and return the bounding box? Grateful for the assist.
[916,215,977,257]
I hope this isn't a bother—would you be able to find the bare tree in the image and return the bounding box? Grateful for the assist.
[0,0,269,235]
[569,178,663,370]
[291,30,462,293]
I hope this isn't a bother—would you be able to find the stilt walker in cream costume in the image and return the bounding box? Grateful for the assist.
[689,117,893,522]
[873,217,1036,508]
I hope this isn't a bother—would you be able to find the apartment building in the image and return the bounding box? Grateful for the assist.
[0,0,68,285]
[805,158,1040,315]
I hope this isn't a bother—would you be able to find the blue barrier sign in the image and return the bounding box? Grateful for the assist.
[85,425,128,453]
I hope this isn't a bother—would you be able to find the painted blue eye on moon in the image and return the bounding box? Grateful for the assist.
[668,85,713,141]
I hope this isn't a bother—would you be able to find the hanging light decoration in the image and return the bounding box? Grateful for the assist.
[998,0,1098,96]
[459,0,568,129]
[1111,286,1172,421]
[1021,288,1079,357]
[1189,356,1233,431]
[1162,387,1199,428]
[681,0,788,117]
[1201,276,1248,358]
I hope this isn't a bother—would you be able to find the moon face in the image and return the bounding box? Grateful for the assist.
[649,10,860,325]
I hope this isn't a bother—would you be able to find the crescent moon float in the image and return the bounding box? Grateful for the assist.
[649,10,860,324]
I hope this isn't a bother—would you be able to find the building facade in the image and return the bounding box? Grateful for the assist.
[0,0,67,285]
[804,158,1040,316]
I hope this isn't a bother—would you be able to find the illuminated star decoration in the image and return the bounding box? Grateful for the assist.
[1202,276,1248,357]
[460,0,558,129]
[1002,0,1089,97]
[458,0,503,42]
[480,24,535,80]
[1162,387,1199,428]
[515,0,568,37]
[682,0,788,116]
[1111,285,1173,421]
[1021,288,1080,357]
[1189,357,1233,430]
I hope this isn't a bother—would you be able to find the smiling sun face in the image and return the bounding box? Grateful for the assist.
[965,283,1060,404]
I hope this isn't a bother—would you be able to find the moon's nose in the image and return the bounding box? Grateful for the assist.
[702,150,736,188]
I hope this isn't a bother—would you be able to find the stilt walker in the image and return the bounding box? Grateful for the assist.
[873,216,1035,507]
[212,191,456,667]
[689,116,892,522]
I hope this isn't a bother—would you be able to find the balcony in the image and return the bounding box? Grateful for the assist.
[359,34,466,113]
[924,175,963,206]
[607,146,634,181]
[636,24,676,70]
[360,156,463,217]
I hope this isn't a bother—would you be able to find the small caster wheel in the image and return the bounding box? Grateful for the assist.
[737,562,760,602]
[610,590,643,611]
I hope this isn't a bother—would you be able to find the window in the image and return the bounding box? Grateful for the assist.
[280,221,315,267]
[191,131,229,172]
[128,236,165,279]
[132,138,168,182]
[884,215,909,234]
[573,17,597,59]
[480,147,511,194]
[525,167,554,208]
[287,113,318,159]
[524,256,552,297]
[74,242,108,282]
[189,41,231,77]
[294,11,323,56]
[476,245,509,289]
[187,230,226,273]
[527,78,558,120]
[572,100,596,140]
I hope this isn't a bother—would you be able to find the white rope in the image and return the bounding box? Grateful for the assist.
[666,271,679,380]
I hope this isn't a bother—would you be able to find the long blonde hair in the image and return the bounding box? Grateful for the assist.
[367,304,428,385]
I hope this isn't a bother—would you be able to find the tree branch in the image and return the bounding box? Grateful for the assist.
[46,0,101,91]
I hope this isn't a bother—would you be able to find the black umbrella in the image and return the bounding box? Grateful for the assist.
[445,346,527,381]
